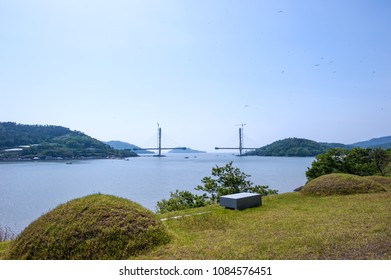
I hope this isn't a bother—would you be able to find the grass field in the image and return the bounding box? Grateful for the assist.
[1,186,390,260]
[134,189,391,260]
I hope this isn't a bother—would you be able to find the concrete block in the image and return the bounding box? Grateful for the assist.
[219,192,262,210]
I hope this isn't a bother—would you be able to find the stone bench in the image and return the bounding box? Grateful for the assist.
[219,192,262,210]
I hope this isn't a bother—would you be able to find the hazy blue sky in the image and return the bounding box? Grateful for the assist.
[1,0,390,152]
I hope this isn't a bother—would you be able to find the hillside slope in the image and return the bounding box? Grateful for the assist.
[351,136,391,149]
[244,138,349,157]
[106,140,154,154]
[0,122,137,160]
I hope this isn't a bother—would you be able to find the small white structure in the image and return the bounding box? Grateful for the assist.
[219,192,262,210]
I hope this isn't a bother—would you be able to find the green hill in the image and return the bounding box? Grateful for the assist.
[168,147,206,153]
[244,137,349,157]
[0,122,137,160]
[351,136,391,149]
[5,194,170,260]
[106,140,154,154]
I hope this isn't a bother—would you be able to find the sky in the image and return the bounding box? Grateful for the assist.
[1,0,390,152]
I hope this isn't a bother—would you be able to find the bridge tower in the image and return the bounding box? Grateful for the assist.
[215,124,257,156]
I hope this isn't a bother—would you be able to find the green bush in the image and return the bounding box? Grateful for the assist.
[156,190,210,214]
[6,194,170,259]
[306,147,391,181]
[156,162,278,213]
[301,173,386,196]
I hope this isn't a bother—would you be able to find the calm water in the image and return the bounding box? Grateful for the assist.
[0,153,314,234]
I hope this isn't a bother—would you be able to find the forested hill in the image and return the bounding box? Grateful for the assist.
[351,136,391,149]
[244,138,350,157]
[0,122,137,160]
[106,140,154,154]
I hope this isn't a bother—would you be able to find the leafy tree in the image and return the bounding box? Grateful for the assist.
[195,161,278,203]
[305,148,348,181]
[372,148,391,176]
[344,148,377,176]
[306,147,391,181]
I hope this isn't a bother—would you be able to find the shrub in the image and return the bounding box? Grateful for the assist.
[301,173,386,196]
[156,190,210,214]
[6,194,170,259]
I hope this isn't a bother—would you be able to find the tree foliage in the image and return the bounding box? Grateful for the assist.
[195,161,278,202]
[306,147,391,181]
[156,162,278,213]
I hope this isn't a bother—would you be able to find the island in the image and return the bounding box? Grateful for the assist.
[0,122,138,161]
[168,147,206,154]
[244,138,349,157]
[106,140,154,155]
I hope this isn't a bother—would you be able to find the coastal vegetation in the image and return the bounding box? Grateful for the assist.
[4,194,170,260]
[156,161,278,214]
[244,137,349,157]
[306,147,391,180]
[0,122,137,160]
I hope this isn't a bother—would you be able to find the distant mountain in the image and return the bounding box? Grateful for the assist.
[351,136,391,149]
[106,140,154,154]
[244,138,350,157]
[168,147,206,154]
[0,122,138,160]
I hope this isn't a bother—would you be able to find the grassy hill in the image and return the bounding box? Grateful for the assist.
[244,137,349,157]
[5,194,170,260]
[0,122,137,160]
[2,183,389,259]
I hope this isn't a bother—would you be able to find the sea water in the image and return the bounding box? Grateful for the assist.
[0,153,314,234]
